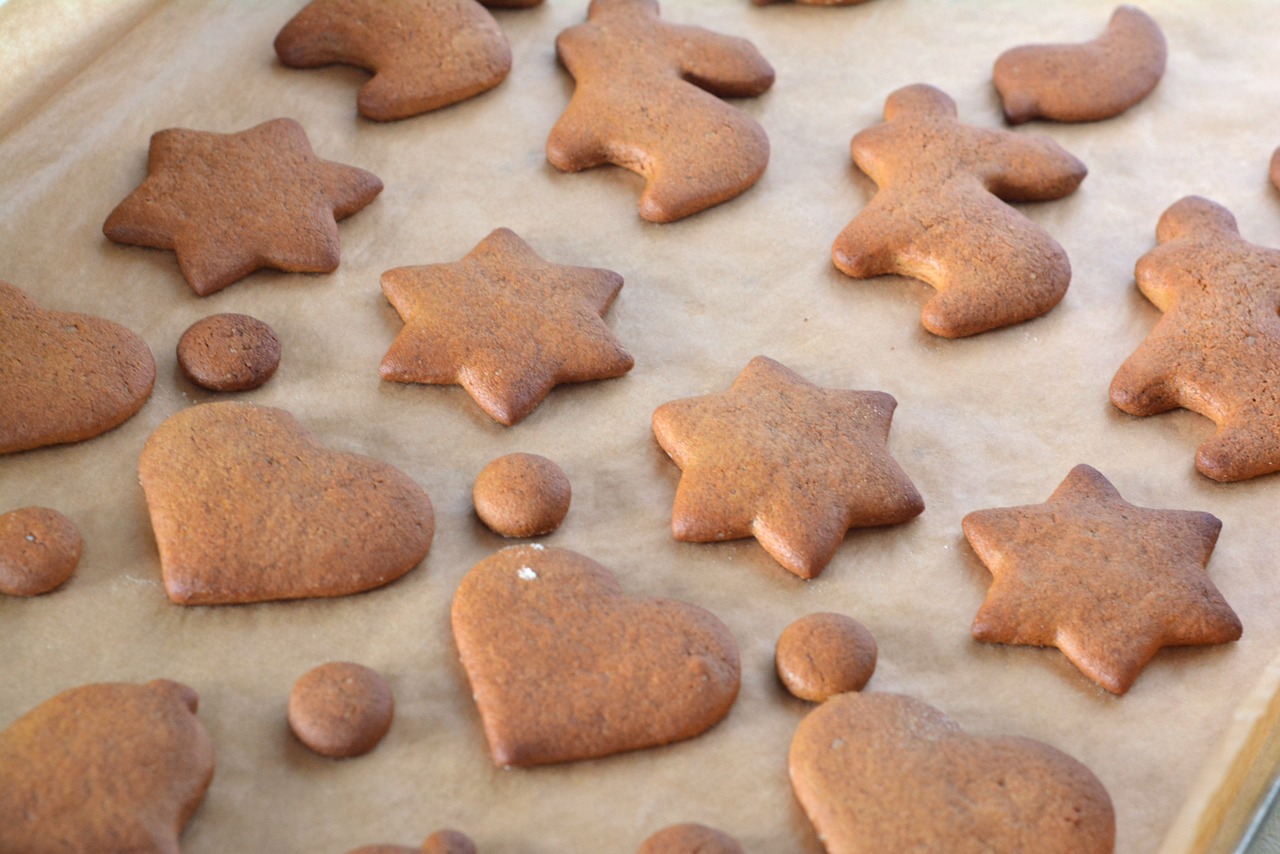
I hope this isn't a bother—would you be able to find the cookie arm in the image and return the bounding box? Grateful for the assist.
[980,134,1087,202]
[668,25,775,98]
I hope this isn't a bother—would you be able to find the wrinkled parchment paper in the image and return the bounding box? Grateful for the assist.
[3,2,1280,851]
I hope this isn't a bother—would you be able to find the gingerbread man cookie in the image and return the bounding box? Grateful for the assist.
[0,680,216,854]
[104,118,382,296]
[652,356,923,579]
[832,84,1087,338]
[547,0,775,223]
[274,0,523,121]
[1,281,155,455]
[1112,196,1280,481]
[963,465,1241,694]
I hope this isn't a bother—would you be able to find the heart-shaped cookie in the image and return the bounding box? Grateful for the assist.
[451,545,740,767]
[139,401,434,604]
[0,679,215,853]
[789,692,1114,854]
[1,281,155,455]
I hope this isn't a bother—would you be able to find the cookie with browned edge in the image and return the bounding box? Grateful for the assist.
[1,281,155,455]
[789,692,1115,853]
[775,612,877,702]
[104,118,382,296]
[177,313,281,392]
[963,464,1241,694]
[380,228,632,425]
[636,823,742,854]
[652,356,923,579]
[0,507,82,596]
[994,6,1166,125]
[452,544,740,767]
[347,830,477,854]
[548,0,774,222]
[473,453,571,537]
[1111,196,1280,482]
[139,401,434,604]
[832,84,1086,337]
[274,0,525,121]
[289,662,394,758]
[0,680,215,854]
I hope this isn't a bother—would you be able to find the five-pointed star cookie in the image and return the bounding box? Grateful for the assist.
[104,118,382,296]
[1111,196,1280,482]
[651,356,924,579]
[379,228,633,425]
[963,464,1241,695]
[274,0,523,122]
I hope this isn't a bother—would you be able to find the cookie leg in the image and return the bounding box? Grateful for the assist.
[1196,420,1280,482]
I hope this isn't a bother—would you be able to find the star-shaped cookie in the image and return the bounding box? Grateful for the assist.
[274,0,520,122]
[380,228,633,425]
[104,118,382,296]
[652,356,924,579]
[1111,196,1280,482]
[963,464,1241,695]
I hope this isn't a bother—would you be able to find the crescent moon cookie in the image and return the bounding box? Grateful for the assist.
[1111,196,1280,482]
[0,680,216,854]
[832,84,1087,338]
[652,356,923,580]
[0,281,155,455]
[380,228,633,426]
[994,5,1167,125]
[138,401,434,605]
[788,692,1115,854]
[274,0,526,121]
[547,0,775,223]
[104,118,382,296]
[451,544,741,767]
[963,464,1241,695]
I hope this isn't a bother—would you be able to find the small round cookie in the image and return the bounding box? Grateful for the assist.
[177,313,281,392]
[346,830,476,854]
[775,613,877,702]
[0,507,83,596]
[472,453,571,538]
[637,823,742,854]
[288,662,394,758]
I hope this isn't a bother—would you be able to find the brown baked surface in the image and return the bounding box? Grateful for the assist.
[2,2,1280,851]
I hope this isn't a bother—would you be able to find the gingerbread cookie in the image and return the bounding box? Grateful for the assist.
[104,118,382,296]
[348,831,477,854]
[0,281,155,455]
[963,464,1241,694]
[451,544,740,767]
[138,401,434,604]
[994,6,1167,125]
[652,356,923,579]
[775,612,877,702]
[752,0,873,5]
[473,453,571,537]
[0,679,216,853]
[380,228,632,425]
[0,507,82,596]
[832,83,1087,338]
[177,313,281,392]
[547,0,775,222]
[789,692,1115,853]
[289,662,394,758]
[636,823,742,854]
[1111,196,1280,482]
[274,0,517,121]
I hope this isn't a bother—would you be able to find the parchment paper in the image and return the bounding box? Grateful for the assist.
[3,2,1280,852]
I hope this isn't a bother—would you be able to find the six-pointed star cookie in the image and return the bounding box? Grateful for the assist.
[380,228,633,425]
[652,356,924,579]
[104,118,382,296]
[274,0,517,122]
[963,464,1241,695]
[1111,196,1280,482]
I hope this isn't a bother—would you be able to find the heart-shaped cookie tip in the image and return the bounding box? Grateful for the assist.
[0,679,215,853]
[0,281,155,455]
[451,544,741,767]
[139,401,433,604]
[789,692,1115,854]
